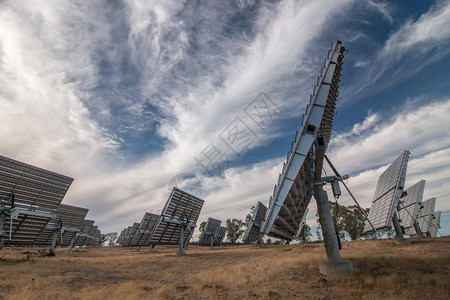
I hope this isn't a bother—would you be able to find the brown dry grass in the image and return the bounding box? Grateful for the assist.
[0,237,449,299]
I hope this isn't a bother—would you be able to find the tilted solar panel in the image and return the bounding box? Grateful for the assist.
[148,187,204,246]
[364,150,409,232]
[130,212,160,246]
[122,222,139,246]
[0,155,73,247]
[417,198,435,236]
[243,201,267,243]
[261,41,345,241]
[398,180,425,234]
[74,219,95,246]
[430,211,441,238]
[35,204,88,246]
[198,217,222,246]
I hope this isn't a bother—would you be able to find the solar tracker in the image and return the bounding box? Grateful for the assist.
[243,201,267,243]
[0,155,73,247]
[148,187,204,256]
[130,212,160,246]
[364,150,410,232]
[198,217,222,248]
[430,211,441,238]
[397,180,425,236]
[217,226,227,245]
[417,198,436,237]
[74,219,95,246]
[122,222,140,246]
[261,41,345,241]
[117,229,126,245]
[35,204,88,247]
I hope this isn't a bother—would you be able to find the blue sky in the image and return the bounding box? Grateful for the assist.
[1,0,449,237]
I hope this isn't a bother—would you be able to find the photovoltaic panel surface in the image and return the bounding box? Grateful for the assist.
[243,201,267,243]
[398,180,425,233]
[35,204,88,246]
[198,217,222,245]
[0,155,73,246]
[0,155,73,210]
[417,198,435,236]
[261,41,345,241]
[74,219,95,246]
[131,212,159,246]
[430,211,441,237]
[364,150,409,232]
[148,187,204,245]
[123,222,139,246]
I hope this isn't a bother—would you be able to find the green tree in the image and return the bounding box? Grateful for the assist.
[199,221,206,233]
[99,234,106,246]
[105,232,118,246]
[226,218,245,243]
[330,202,371,240]
[245,206,255,225]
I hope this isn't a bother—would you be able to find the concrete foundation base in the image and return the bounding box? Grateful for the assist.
[394,238,411,245]
[176,251,186,257]
[319,260,353,275]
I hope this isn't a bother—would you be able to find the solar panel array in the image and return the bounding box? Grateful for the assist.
[430,211,441,238]
[417,198,436,236]
[364,150,410,232]
[398,180,425,234]
[35,203,89,246]
[243,201,267,243]
[131,212,160,246]
[74,219,101,246]
[198,217,226,246]
[117,187,204,251]
[0,155,73,246]
[261,41,345,241]
[149,187,204,246]
[0,155,101,248]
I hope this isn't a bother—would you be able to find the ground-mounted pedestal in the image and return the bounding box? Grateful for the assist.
[315,184,353,275]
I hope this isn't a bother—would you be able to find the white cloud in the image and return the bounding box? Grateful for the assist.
[328,99,450,174]
[346,1,450,98]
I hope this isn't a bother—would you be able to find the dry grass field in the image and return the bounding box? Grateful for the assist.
[0,237,449,299]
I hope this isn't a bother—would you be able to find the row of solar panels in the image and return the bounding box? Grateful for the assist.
[364,150,441,237]
[0,155,101,248]
[117,187,206,249]
[118,213,227,248]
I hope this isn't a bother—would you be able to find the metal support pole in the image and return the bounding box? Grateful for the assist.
[413,221,424,237]
[314,184,352,275]
[149,244,154,253]
[392,213,410,244]
[177,225,186,256]
[51,231,58,251]
[210,236,214,250]
[137,246,141,252]
[0,213,5,250]
[259,232,264,248]
[69,234,77,252]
